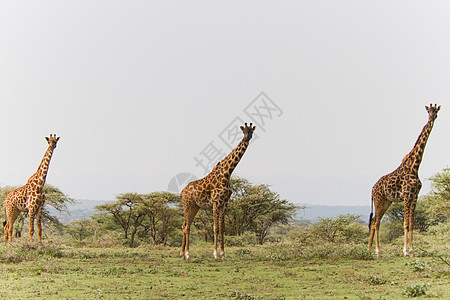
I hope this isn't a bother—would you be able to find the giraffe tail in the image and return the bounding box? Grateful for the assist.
[368,198,374,231]
[3,207,6,229]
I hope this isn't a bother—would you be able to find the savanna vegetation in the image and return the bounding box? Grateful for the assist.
[0,173,449,299]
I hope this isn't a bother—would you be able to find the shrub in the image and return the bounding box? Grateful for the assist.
[226,232,257,247]
[304,244,334,259]
[234,248,251,257]
[230,290,263,299]
[345,244,374,260]
[286,225,316,246]
[365,276,388,285]
[403,283,429,297]
[407,260,433,272]
[91,231,125,248]
[380,220,404,243]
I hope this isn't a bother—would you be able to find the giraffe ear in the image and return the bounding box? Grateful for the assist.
[56,137,60,142]
[437,105,441,112]
[240,126,244,131]
[45,137,50,142]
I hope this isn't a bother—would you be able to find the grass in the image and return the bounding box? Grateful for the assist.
[0,240,448,299]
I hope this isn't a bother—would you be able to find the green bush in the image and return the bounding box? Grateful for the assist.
[286,225,316,245]
[403,283,429,297]
[304,244,334,259]
[345,244,374,260]
[407,260,433,272]
[365,276,388,285]
[234,248,251,257]
[380,220,404,244]
[230,290,263,299]
[0,242,64,263]
[226,232,257,247]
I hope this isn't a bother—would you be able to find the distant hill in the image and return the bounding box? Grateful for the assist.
[50,200,371,224]
[295,204,371,223]
[48,199,109,223]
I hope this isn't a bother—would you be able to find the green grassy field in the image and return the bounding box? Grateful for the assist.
[0,240,448,299]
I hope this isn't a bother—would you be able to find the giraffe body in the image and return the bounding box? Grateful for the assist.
[180,123,256,260]
[368,105,439,257]
[3,134,60,244]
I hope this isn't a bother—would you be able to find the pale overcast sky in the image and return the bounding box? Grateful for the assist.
[0,1,449,206]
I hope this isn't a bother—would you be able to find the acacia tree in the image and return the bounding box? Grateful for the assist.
[228,178,298,244]
[422,168,450,222]
[139,192,181,245]
[96,192,181,247]
[253,196,297,245]
[65,219,93,243]
[95,193,146,247]
[312,214,361,243]
[193,210,214,242]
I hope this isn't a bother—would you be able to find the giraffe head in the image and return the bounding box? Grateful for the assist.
[425,104,440,122]
[240,123,256,142]
[45,134,60,149]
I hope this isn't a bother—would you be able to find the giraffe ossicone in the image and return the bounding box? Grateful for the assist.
[180,123,256,260]
[368,104,440,258]
[3,134,60,244]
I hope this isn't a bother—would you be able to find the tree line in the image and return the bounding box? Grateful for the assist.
[0,169,449,247]
[90,177,298,247]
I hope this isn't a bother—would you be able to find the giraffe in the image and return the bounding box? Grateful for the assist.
[368,104,440,258]
[180,123,256,260]
[3,134,60,244]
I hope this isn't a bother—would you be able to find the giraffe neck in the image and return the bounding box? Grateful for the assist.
[212,138,250,179]
[401,119,434,174]
[27,145,55,192]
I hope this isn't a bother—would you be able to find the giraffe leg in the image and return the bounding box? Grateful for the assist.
[212,205,220,259]
[368,191,382,252]
[368,219,375,250]
[36,205,43,244]
[219,192,230,260]
[180,204,199,260]
[408,201,417,258]
[37,195,46,244]
[402,200,413,257]
[373,200,391,258]
[219,208,226,260]
[28,208,36,243]
[402,179,421,258]
[4,209,20,245]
